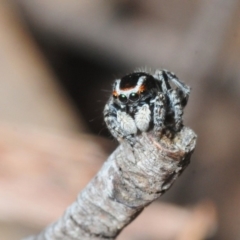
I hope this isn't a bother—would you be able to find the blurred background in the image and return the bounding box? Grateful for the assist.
[0,0,240,239]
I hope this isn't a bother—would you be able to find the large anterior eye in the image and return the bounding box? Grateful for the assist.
[119,94,128,103]
[129,92,139,102]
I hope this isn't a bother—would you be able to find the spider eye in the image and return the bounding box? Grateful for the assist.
[129,92,139,102]
[119,94,128,103]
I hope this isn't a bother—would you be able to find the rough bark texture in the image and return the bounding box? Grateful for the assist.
[25,127,196,240]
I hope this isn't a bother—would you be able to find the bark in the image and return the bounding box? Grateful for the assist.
[25,127,196,240]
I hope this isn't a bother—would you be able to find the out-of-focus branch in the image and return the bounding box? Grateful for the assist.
[0,0,85,131]
[25,127,196,240]
[0,123,113,229]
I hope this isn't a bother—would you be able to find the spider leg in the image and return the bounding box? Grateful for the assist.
[162,70,190,107]
[104,97,137,146]
[153,69,171,93]
[154,69,190,107]
[152,92,166,138]
[154,69,190,132]
[168,89,184,131]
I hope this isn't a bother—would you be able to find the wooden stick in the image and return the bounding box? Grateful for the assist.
[25,127,196,240]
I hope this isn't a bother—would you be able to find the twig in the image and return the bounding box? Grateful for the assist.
[25,127,196,240]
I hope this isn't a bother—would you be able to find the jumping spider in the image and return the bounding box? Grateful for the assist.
[104,69,190,145]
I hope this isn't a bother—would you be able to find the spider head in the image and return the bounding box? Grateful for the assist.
[112,72,155,105]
